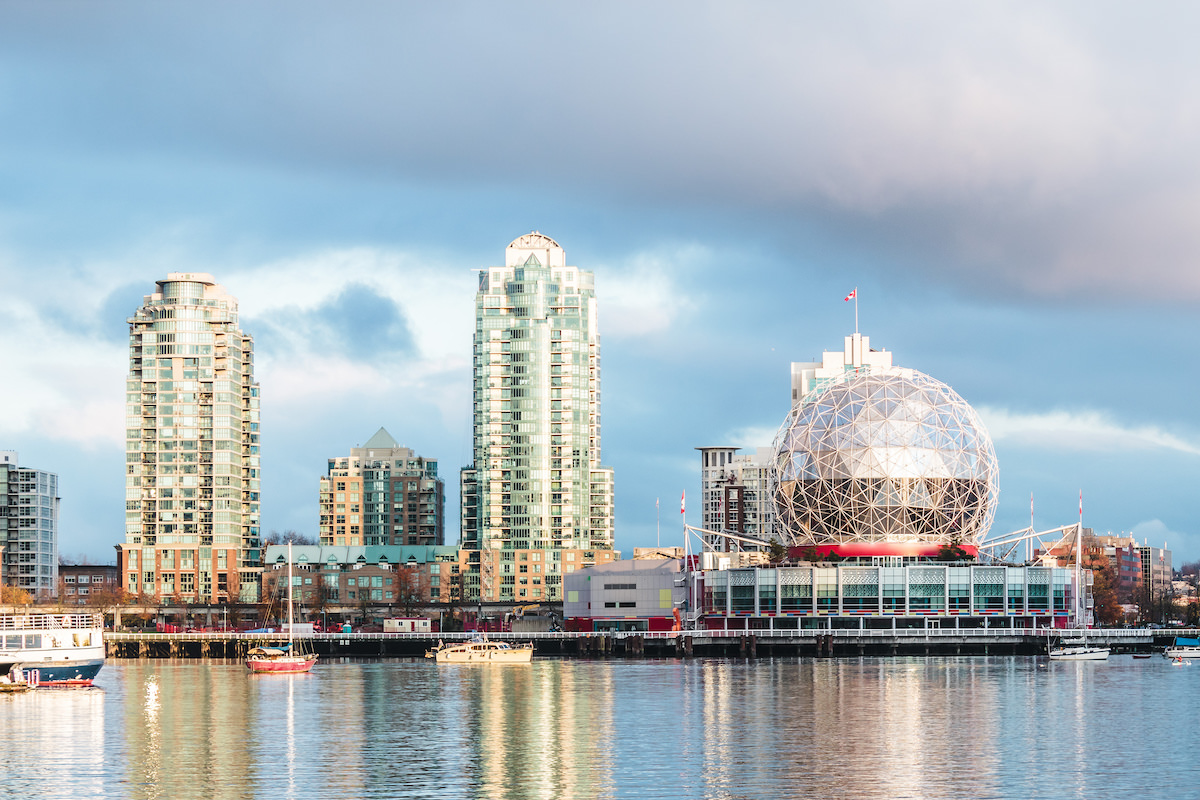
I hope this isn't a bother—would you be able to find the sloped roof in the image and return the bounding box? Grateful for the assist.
[363,427,400,449]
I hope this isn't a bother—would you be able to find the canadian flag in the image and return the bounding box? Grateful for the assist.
[680,491,686,515]
[844,289,857,301]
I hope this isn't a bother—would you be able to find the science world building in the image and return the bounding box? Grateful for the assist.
[696,333,1084,632]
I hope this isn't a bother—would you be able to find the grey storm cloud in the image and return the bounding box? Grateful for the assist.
[248,283,414,362]
[5,3,1200,303]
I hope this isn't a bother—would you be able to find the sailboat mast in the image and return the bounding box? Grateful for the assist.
[287,541,295,645]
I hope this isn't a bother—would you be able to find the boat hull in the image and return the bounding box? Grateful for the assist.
[1049,647,1110,661]
[1163,646,1200,659]
[427,640,534,664]
[245,655,317,674]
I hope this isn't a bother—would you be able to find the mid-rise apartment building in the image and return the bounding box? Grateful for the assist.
[319,428,445,547]
[695,446,774,551]
[0,451,59,599]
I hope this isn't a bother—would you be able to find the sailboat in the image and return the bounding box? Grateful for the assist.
[246,542,318,674]
[1049,521,1109,661]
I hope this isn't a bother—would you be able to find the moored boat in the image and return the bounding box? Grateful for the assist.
[0,665,40,692]
[1163,636,1200,659]
[245,645,318,674]
[1049,640,1110,661]
[247,541,316,675]
[0,612,105,685]
[425,637,534,664]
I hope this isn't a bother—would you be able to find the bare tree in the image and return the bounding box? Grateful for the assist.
[262,530,317,546]
[395,565,428,617]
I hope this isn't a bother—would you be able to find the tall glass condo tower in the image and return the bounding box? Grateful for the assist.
[461,233,615,553]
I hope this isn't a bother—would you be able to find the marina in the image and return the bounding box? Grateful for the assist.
[101,625,1191,660]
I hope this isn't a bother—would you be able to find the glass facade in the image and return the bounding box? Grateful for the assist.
[0,452,59,599]
[704,564,1074,621]
[119,273,261,603]
[461,233,615,557]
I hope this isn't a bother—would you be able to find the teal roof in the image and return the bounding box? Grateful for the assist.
[362,427,400,449]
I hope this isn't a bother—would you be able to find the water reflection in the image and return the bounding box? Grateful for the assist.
[1,656,1199,799]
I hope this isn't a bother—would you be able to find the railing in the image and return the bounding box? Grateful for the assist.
[0,613,104,631]
[101,626,1195,644]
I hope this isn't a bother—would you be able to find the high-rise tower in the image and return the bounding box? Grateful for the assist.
[461,233,615,554]
[117,273,262,603]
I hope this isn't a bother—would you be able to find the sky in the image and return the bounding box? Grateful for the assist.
[1,2,1198,565]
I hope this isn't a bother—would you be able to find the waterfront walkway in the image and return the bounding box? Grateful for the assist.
[103,627,1192,659]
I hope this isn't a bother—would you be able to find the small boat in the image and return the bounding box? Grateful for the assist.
[0,613,105,685]
[0,666,39,693]
[247,542,317,675]
[1049,640,1110,661]
[245,644,317,674]
[1133,654,1153,659]
[1163,636,1200,659]
[425,636,534,664]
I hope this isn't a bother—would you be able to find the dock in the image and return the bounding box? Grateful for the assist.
[103,627,1190,660]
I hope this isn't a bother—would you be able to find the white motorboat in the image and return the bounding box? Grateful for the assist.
[1049,640,1110,660]
[1163,637,1200,659]
[425,636,533,664]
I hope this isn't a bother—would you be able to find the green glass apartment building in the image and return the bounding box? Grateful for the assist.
[117,273,262,603]
[461,233,615,555]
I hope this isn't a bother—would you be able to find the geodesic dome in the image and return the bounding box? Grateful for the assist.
[771,369,998,548]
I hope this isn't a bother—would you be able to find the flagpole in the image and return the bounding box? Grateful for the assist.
[656,497,660,548]
[854,287,859,334]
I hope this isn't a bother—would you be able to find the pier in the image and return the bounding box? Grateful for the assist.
[103,627,1191,660]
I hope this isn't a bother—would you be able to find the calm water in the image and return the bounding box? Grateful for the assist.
[1,655,1196,799]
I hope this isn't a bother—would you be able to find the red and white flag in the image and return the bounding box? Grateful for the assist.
[844,289,857,301]
[680,491,686,515]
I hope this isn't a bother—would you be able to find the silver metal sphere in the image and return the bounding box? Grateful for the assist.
[771,369,998,548]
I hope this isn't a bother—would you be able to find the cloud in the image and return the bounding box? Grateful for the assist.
[1130,519,1198,564]
[978,407,1200,457]
[598,246,703,338]
[0,306,125,447]
[8,5,1200,303]
[722,426,780,452]
[253,282,414,362]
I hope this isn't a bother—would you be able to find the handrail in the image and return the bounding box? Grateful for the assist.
[102,626,1189,643]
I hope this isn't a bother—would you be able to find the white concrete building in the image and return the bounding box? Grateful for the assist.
[117,273,262,603]
[0,451,59,599]
[790,332,908,406]
[695,446,775,551]
[461,233,615,555]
